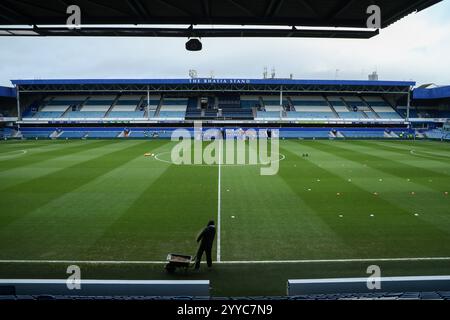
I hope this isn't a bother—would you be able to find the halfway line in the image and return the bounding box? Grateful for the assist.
[217,139,222,262]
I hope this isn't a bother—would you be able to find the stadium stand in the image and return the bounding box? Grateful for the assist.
[106,95,146,119]
[240,96,260,110]
[12,126,417,140]
[326,96,353,119]
[86,131,121,138]
[65,95,115,118]
[157,98,188,120]
[129,128,174,138]
[342,96,373,119]
[220,95,252,119]
[20,128,55,139]
[185,97,201,119]
[32,96,86,119]
[340,129,387,139]
[255,96,285,119]
[60,132,85,138]
[279,128,331,139]
[9,78,449,141]
[288,96,335,119]
[425,128,450,140]
[362,96,402,119]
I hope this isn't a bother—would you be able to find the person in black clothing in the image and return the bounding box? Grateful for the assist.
[194,220,216,269]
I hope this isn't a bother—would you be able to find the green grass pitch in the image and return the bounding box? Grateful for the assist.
[0,139,449,296]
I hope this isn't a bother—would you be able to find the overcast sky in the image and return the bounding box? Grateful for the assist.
[0,1,449,87]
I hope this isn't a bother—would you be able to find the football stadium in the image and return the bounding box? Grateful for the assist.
[0,0,450,305]
[1,78,450,298]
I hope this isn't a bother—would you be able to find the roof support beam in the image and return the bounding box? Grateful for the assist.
[326,0,358,25]
[154,0,192,17]
[264,0,284,18]
[226,0,255,17]
[9,0,67,16]
[81,0,128,16]
[0,26,379,38]
[296,0,320,18]
[126,0,152,22]
[0,2,33,23]
[201,0,212,23]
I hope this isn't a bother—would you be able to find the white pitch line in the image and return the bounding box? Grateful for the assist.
[217,139,222,262]
[0,260,166,264]
[218,257,450,264]
[1,257,450,265]
[153,151,285,167]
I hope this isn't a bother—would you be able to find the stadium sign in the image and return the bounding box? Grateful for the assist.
[189,78,251,85]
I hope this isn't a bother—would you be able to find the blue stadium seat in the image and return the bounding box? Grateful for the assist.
[377,112,403,119]
[280,130,330,138]
[21,131,53,138]
[65,111,106,118]
[341,130,386,138]
[60,131,87,138]
[257,111,281,119]
[86,131,121,138]
[33,112,64,118]
[286,112,335,119]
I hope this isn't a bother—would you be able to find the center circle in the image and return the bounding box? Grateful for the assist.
[153,151,285,166]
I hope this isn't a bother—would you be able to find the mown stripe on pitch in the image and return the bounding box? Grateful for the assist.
[281,141,450,257]
[350,140,450,170]
[0,140,56,153]
[370,140,450,163]
[0,140,111,173]
[279,143,423,257]
[0,141,172,260]
[375,140,450,152]
[0,140,123,191]
[296,141,450,235]
[0,141,150,229]
[86,151,218,261]
[316,140,449,191]
[220,149,352,261]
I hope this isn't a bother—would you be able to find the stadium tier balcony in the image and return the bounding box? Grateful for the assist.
[20,130,54,139]
[129,129,173,138]
[338,111,367,119]
[376,112,403,119]
[286,112,335,119]
[340,129,387,138]
[279,129,331,138]
[33,111,65,118]
[256,111,282,119]
[59,131,87,138]
[425,129,450,140]
[86,131,121,138]
[64,111,107,118]
[222,108,253,119]
[107,111,146,118]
